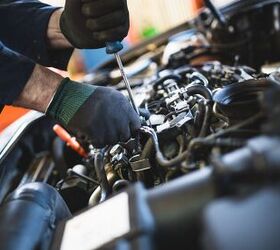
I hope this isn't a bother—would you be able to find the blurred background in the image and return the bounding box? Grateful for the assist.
[41,0,231,35]
[43,0,203,35]
[40,0,233,75]
[42,0,206,77]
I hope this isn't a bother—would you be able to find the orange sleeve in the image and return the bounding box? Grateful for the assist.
[0,106,29,132]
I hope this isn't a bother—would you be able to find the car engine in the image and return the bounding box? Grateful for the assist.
[0,1,280,249]
[79,60,268,206]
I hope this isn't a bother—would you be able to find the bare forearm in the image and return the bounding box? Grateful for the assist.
[47,9,72,49]
[13,65,63,112]
[14,10,75,112]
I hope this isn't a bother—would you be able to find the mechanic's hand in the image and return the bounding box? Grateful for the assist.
[46,78,140,148]
[60,0,129,49]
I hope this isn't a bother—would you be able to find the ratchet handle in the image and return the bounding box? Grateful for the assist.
[106,41,123,54]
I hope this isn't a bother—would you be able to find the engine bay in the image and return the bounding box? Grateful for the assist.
[0,1,280,249]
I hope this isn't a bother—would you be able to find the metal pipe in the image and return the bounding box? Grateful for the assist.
[93,150,111,199]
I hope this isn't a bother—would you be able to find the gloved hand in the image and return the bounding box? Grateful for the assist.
[46,78,140,148]
[60,0,129,48]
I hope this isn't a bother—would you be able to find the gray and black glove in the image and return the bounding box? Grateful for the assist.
[47,78,140,148]
[60,0,129,48]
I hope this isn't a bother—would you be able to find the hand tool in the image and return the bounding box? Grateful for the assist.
[53,124,88,157]
[106,41,140,115]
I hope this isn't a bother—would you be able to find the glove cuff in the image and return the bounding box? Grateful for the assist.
[59,13,81,49]
[46,78,97,126]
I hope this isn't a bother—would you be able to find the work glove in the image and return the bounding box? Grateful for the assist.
[46,78,140,148]
[60,0,129,48]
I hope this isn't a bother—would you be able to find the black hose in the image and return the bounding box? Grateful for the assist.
[186,84,213,101]
[140,127,189,169]
[140,138,166,183]
[198,104,211,137]
[187,85,213,137]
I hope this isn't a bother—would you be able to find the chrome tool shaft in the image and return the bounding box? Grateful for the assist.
[114,52,140,115]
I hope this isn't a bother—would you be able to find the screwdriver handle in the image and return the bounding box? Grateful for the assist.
[106,41,123,54]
